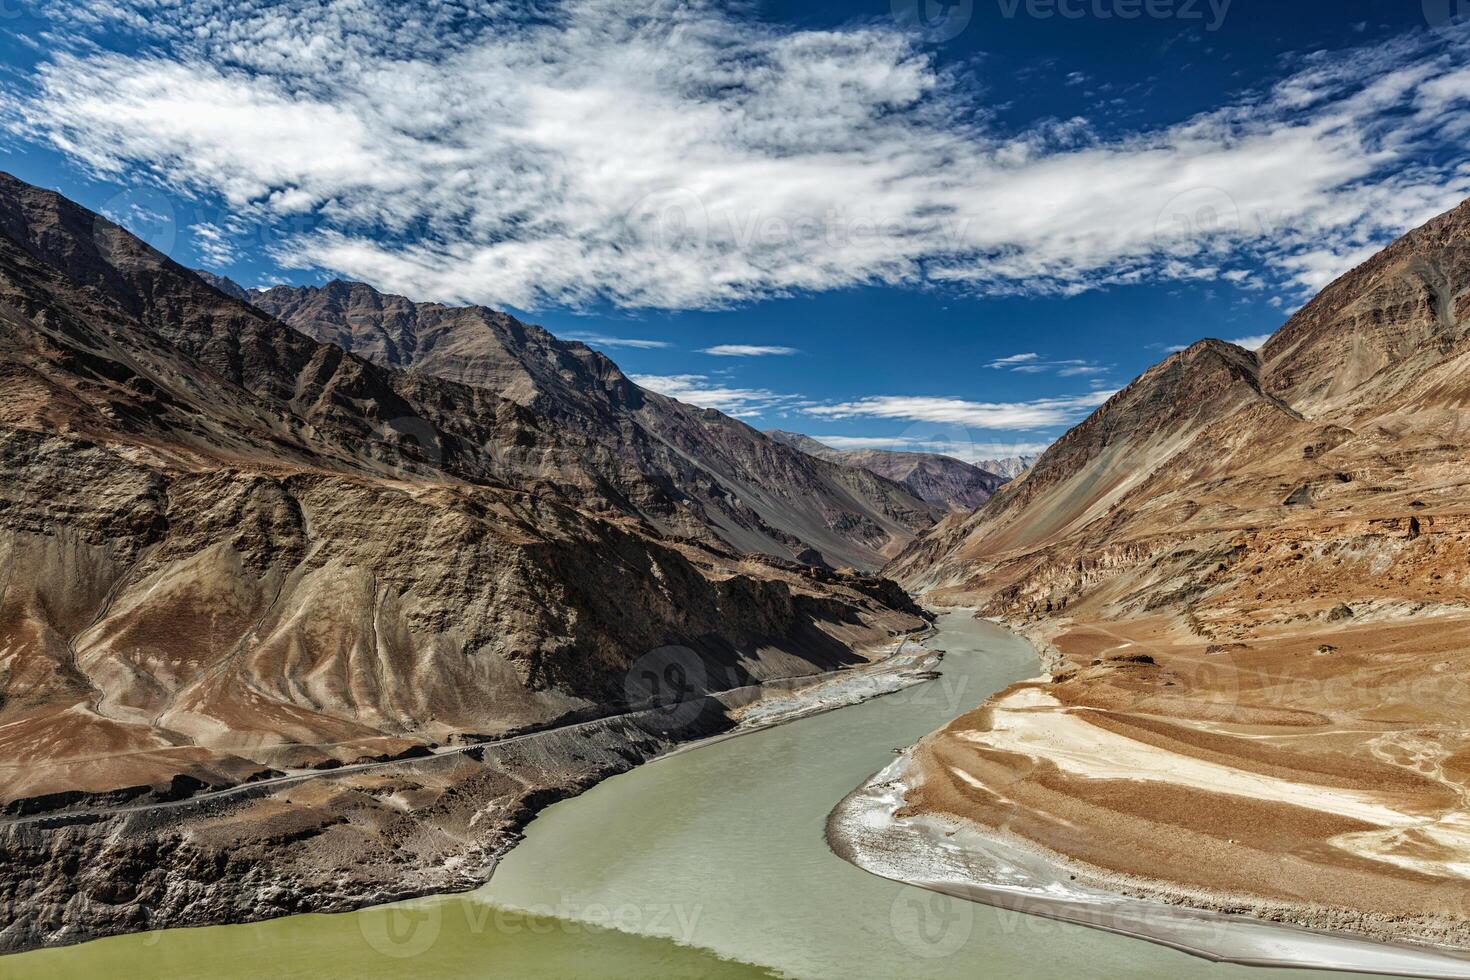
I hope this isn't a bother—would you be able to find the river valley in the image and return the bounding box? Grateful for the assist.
[2,613,1408,979]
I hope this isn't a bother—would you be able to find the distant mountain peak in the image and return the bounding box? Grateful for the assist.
[193,269,252,301]
[247,280,939,569]
[890,190,1470,612]
[0,169,929,911]
[766,430,1004,513]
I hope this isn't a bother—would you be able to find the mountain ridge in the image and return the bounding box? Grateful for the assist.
[879,193,1470,949]
[0,171,930,952]
[235,278,940,570]
[765,429,1006,512]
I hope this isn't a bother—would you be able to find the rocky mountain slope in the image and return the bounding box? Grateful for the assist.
[226,279,940,570]
[766,430,1005,512]
[971,454,1038,481]
[880,198,1470,948]
[0,172,927,952]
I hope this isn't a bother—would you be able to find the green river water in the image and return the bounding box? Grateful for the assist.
[5,613,1378,979]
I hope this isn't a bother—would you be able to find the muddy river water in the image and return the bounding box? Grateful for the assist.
[7,613,1383,979]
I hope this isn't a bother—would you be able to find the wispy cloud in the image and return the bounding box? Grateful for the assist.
[801,435,913,450]
[10,3,1470,310]
[189,221,239,266]
[564,332,672,349]
[1227,334,1274,350]
[1275,244,1383,291]
[631,373,797,418]
[990,354,1111,377]
[795,433,1054,460]
[965,442,1053,458]
[804,391,1113,431]
[1163,332,1273,354]
[700,344,799,357]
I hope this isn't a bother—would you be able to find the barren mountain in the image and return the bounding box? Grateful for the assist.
[971,454,1038,481]
[766,430,1004,512]
[0,172,927,952]
[232,280,940,570]
[882,198,1470,948]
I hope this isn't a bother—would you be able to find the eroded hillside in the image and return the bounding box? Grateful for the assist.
[885,197,1470,947]
[0,173,928,952]
[243,280,939,569]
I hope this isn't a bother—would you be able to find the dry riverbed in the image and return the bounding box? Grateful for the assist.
[829,612,1470,979]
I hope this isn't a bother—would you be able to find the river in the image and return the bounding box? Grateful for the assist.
[6,613,1380,979]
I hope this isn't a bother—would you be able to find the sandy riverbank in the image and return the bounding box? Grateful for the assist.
[827,616,1470,979]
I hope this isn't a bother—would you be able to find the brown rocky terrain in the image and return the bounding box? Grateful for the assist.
[972,454,1039,482]
[884,197,1470,949]
[0,172,929,952]
[766,430,1006,512]
[232,278,939,570]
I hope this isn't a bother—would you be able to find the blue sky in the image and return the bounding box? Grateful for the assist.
[1,1,1468,460]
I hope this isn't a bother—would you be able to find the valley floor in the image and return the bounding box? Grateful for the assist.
[0,628,937,956]
[831,608,1470,974]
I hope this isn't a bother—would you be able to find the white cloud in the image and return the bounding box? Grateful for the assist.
[990,354,1110,377]
[701,344,800,357]
[1276,244,1384,291]
[802,435,913,450]
[966,442,1053,458]
[987,353,1041,368]
[11,4,1470,310]
[1227,334,1274,350]
[189,221,239,265]
[794,433,1055,460]
[803,391,1113,431]
[564,332,672,349]
[631,373,796,418]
